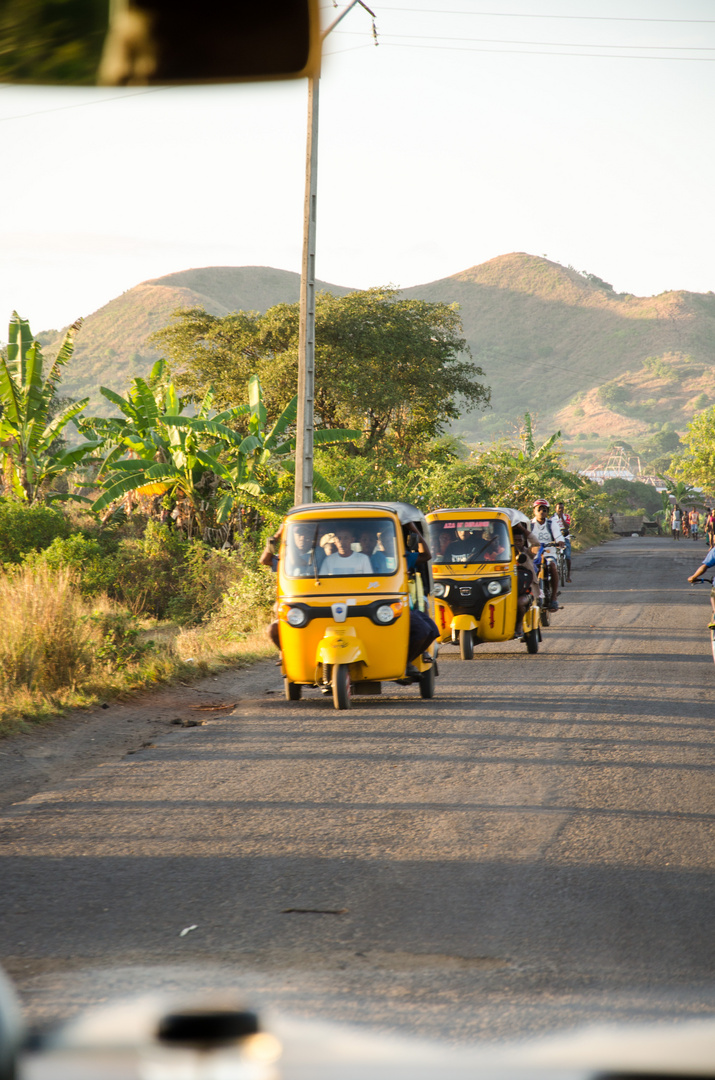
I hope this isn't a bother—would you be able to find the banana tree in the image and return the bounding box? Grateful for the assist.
[87,365,249,530]
[162,375,360,522]
[0,313,101,503]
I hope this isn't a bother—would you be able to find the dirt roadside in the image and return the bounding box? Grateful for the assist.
[0,659,281,811]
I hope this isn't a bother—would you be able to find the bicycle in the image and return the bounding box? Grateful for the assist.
[690,576,715,663]
[556,546,568,590]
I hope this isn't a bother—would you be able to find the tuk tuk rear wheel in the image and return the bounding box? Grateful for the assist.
[459,629,474,660]
[284,679,302,701]
[332,664,352,710]
[419,663,436,698]
[524,629,539,654]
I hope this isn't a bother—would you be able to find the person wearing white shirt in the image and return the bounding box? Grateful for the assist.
[321,525,373,575]
[531,499,565,611]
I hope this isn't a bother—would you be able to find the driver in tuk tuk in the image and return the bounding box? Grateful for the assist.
[321,524,373,574]
[404,521,440,676]
[512,523,538,637]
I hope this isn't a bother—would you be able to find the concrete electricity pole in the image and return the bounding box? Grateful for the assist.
[294,0,376,507]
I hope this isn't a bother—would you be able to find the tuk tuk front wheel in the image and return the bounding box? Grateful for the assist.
[524,629,539,654]
[332,664,352,710]
[284,679,302,701]
[419,663,436,699]
[459,629,474,660]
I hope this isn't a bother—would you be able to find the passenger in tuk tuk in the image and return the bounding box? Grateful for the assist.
[358,524,392,573]
[434,527,457,563]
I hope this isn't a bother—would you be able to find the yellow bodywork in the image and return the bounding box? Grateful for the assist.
[427,508,523,647]
[277,506,418,687]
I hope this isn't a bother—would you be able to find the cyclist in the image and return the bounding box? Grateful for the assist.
[531,499,564,611]
[688,547,715,628]
[552,501,572,582]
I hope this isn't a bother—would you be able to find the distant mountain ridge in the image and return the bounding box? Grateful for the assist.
[44,254,715,441]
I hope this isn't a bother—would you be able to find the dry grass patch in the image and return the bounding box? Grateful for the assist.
[0,564,274,735]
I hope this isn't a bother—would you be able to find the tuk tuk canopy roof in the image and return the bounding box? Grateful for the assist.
[287,501,427,530]
[428,506,531,529]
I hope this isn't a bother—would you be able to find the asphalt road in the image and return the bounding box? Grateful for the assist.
[2,536,715,1044]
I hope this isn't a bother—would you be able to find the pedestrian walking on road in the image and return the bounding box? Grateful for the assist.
[671,506,682,540]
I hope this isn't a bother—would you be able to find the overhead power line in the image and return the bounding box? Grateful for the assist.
[374,7,715,23]
[337,29,715,50]
[380,41,715,60]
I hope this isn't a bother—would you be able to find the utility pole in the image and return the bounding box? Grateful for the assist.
[294,0,376,507]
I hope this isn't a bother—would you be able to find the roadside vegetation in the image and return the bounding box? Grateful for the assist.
[0,300,656,733]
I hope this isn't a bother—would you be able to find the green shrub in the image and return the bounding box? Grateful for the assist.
[597,381,630,409]
[21,533,114,597]
[0,498,69,565]
[89,611,152,670]
[208,564,275,639]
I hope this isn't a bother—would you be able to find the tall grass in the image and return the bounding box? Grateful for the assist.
[0,565,94,691]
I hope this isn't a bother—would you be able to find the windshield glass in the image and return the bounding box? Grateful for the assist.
[283,518,399,577]
[429,517,511,564]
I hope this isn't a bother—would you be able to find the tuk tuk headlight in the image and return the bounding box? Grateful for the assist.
[433,581,446,598]
[286,606,308,627]
[375,604,395,624]
[486,580,502,596]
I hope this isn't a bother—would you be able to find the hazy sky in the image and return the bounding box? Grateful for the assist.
[1,0,714,333]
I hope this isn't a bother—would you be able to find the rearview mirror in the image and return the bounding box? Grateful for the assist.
[0,0,321,86]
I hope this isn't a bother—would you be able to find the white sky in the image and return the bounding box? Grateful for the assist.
[1,0,714,333]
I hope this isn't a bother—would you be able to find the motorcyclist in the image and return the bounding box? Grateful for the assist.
[531,499,564,611]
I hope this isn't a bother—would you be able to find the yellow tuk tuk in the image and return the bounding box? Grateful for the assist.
[275,502,439,708]
[425,507,541,657]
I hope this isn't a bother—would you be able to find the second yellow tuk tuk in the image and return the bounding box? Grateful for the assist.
[275,501,439,708]
[426,507,541,657]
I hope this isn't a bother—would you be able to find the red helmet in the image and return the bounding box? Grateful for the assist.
[533,499,549,509]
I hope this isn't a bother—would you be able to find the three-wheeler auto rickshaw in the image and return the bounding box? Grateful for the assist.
[425,507,542,658]
[275,501,439,709]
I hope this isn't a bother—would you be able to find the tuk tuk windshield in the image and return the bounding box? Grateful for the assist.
[284,518,399,577]
[429,518,511,564]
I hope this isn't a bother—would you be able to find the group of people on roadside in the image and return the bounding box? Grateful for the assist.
[671,506,715,544]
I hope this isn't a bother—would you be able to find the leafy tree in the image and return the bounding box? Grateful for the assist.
[601,478,663,517]
[150,287,489,453]
[675,406,715,495]
[0,313,100,503]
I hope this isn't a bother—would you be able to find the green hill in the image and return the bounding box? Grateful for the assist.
[43,254,715,440]
[42,267,353,416]
[400,253,715,441]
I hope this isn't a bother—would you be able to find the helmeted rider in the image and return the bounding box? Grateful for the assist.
[531,499,565,612]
